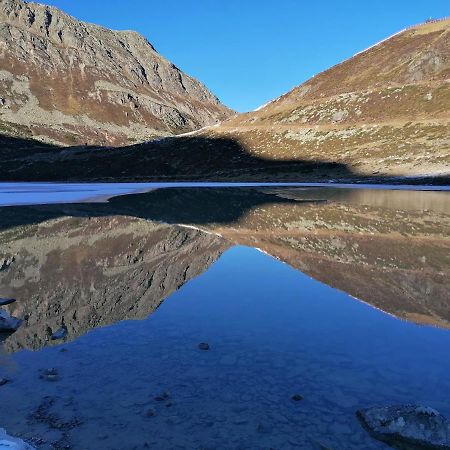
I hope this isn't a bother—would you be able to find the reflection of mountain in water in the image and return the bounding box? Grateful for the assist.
[210,189,450,328]
[0,187,449,351]
[0,216,228,352]
[269,188,450,214]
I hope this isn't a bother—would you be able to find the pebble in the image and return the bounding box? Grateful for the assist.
[198,342,210,350]
[292,394,304,402]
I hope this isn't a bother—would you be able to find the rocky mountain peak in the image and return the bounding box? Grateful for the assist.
[0,0,233,145]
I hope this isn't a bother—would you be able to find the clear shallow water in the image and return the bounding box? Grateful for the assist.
[0,185,449,449]
[3,247,450,449]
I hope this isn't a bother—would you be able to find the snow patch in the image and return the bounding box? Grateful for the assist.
[253,92,287,112]
[352,28,407,58]
[253,101,271,112]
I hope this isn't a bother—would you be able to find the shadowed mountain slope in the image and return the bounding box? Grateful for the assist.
[1,134,449,184]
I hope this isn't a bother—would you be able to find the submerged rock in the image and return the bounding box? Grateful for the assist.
[357,405,450,449]
[0,299,16,307]
[39,368,60,382]
[0,378,10,386]
[0,428,35,449]
[291,394,304,402]
[0,310,22,332]
[198,342,210,350]
[51,326,68,341]
[154,391,170,402]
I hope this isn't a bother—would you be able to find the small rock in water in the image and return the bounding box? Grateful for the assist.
[51,326,68,341]
[0,309,22,332]
[145,409,156,418]
[154,391,170,401]
[0,298,16,306]
[198,342,210,350]
[357,405,450,449]
[0,377,10,386]
[40,368,60,382]
[0,428,36,449]
[291,394,304,402]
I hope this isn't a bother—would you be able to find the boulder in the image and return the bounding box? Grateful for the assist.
[0,310,22,332]
[0,428,35,449]
[357,405,450,449]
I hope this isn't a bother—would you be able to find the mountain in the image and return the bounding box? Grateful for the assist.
[0,16,449,182]
[0,0,232,146]
[215,18,450,178]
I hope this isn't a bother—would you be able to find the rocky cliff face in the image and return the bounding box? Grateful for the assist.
[0,215,228,351]
[215,18,450,178]
[0,0,232,146]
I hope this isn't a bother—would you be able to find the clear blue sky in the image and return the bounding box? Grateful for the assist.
[43,0,449,112]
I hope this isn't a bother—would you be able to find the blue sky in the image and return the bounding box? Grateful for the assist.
[43,0,449,112]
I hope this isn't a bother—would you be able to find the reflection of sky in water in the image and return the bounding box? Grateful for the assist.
[1,246,450,449]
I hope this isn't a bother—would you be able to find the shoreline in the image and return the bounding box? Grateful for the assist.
[1,181,450,208]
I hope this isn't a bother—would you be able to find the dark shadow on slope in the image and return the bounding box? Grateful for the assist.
[1,134,449,184]
[0,188,321,231]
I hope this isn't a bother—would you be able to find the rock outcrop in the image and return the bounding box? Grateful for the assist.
[357,405,450,449]
[0,0,232,146]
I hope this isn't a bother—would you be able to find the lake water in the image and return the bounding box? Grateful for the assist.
[0,184,449,449]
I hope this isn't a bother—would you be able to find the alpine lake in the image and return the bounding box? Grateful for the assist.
[0,183,449,450]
